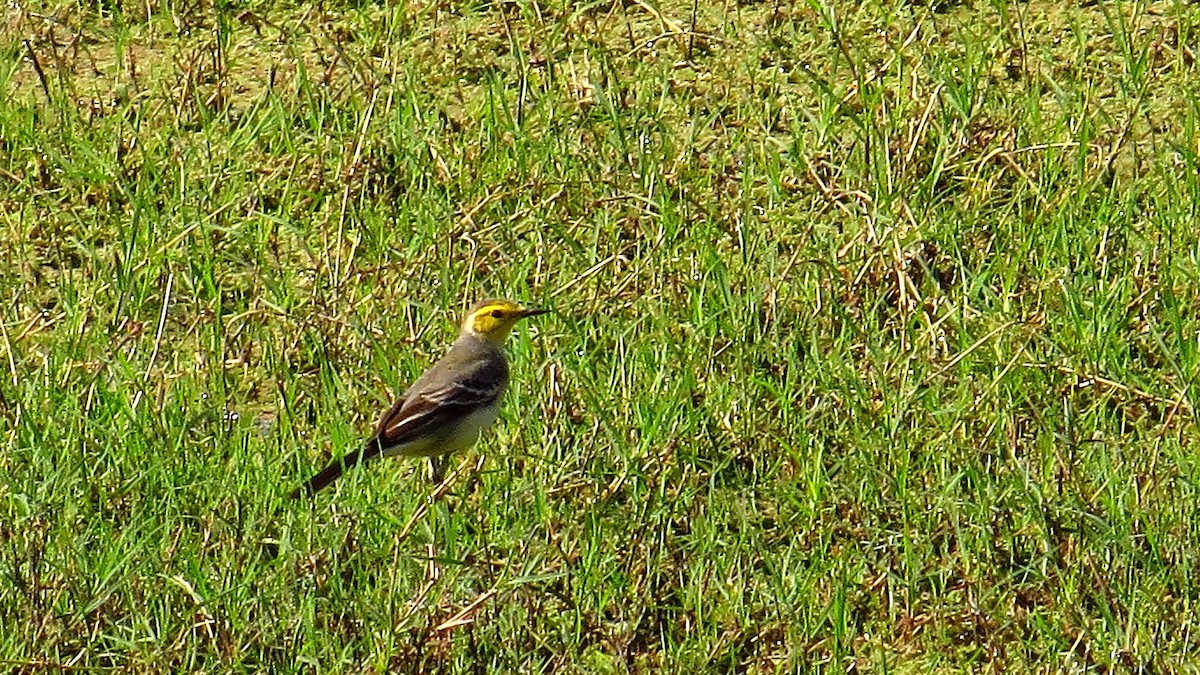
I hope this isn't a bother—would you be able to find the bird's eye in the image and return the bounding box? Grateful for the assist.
[491,309,503,318]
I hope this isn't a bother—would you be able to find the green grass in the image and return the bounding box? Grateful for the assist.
[3,0,1200,671]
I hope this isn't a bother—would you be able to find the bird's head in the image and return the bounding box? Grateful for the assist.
[462,298,548,344]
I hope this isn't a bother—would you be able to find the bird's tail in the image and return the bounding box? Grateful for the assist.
[290,440,382,499]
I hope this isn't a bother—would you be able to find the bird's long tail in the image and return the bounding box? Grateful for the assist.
[290,440,382,499]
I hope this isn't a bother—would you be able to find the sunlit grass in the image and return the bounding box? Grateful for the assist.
[2,0,1200,671]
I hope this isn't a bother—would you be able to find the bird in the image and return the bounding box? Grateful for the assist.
[290,298,548,498]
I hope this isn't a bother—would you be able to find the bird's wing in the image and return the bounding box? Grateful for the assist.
[372,351,507,450]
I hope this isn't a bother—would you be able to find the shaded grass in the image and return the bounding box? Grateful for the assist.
[3,0,1200,671]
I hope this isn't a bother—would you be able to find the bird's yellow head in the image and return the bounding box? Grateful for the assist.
[461,298,548,344]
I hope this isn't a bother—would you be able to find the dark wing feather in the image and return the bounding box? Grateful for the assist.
[373,356,507,449]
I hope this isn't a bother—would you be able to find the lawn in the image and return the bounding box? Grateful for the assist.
[2,0,1200,671]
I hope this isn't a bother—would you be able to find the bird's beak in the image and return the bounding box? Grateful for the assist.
[518,307,550,318]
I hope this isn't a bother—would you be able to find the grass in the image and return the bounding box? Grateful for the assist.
[2,0,1200,671]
